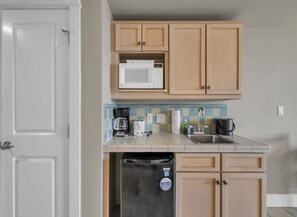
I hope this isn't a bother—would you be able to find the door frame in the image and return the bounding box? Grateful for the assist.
[0,2,81,217]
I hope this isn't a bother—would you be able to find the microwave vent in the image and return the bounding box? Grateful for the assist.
[126,60,155,64]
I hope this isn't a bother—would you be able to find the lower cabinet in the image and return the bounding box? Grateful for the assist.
[175,153,267,217]
[176,173,220,217]
[222,173,266,217]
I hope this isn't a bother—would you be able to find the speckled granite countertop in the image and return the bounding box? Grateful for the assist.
[103,133,271,153]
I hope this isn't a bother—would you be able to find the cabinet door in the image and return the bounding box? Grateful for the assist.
[142,24,168,51]
[169,24,206,94]
[176,173,220,217]
[222,173,266,217]
[206,24,242,94]
[115,24,142,51]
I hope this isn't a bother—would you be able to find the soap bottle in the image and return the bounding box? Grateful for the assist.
[182,120,189,134]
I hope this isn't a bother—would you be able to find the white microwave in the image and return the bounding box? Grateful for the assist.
[119,60,163,89]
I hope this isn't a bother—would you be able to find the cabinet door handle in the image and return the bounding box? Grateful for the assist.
[216,180,221,185]
[207,85,211,89]
[223,180,228,185]
[201,86,206,90]
[142,42,146,46]
[137,41,141,46]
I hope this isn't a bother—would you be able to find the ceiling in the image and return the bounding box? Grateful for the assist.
[107,0,297,28]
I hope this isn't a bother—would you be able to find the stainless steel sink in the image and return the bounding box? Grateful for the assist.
[187,134,234,144]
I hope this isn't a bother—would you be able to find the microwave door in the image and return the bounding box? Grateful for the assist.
[119,64,154,89]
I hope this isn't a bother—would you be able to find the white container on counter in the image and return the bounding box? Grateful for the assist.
[134,119,145,136]
[171,110,181,134]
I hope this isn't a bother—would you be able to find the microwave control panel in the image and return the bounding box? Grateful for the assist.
[153,63,163,89]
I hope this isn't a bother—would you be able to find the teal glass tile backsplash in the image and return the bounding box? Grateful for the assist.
[104,104,227,144]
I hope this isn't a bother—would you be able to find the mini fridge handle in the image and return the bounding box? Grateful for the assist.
[123,158,172,165]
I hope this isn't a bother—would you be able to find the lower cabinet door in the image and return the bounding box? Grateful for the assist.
[176,172,220,217]
[222,173,266,217]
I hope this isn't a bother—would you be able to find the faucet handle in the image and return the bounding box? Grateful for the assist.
[186,125,195,135]
[193,126,197,132]
[198,108,205,116]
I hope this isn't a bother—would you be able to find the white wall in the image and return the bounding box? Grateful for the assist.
[82,0,113,216]
[228,27,297,194]
[81,0,102,216]
[102,0,113,104]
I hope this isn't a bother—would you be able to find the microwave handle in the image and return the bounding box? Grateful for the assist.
[119,65,124,88]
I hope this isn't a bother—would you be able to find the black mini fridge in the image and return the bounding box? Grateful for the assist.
[121,153,174,217]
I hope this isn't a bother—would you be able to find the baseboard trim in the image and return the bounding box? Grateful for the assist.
[267,194,297,207]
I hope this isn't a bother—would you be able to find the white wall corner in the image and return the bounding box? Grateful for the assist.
[267,194,297,207]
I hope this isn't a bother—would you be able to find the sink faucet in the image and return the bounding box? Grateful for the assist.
[197,108,205,133]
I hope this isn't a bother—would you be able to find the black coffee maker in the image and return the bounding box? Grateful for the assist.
[113,108,130,137]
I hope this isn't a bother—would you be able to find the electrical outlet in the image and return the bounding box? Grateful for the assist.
[147,113,153,123]
[157,114,166,124]
[277,106,284,116]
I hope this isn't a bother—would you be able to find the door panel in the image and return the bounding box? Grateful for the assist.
[169,24,205,95]
[222,173,266,217]
[1,10,69,217]
[16,158,55,216]
[206,24,242,94]
[14,23,56,133]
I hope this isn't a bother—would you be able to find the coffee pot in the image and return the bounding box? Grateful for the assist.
[113,108,129,137]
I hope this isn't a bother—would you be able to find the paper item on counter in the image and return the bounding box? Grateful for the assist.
[171,110,181,134]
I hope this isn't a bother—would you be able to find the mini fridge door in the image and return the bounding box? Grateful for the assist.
[121,153,174,217]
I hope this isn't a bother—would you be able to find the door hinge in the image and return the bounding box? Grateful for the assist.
[62,28,70,46]
[67,124,70,138]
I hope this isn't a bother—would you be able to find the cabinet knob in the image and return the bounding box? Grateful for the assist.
[142,42,146,46]
[223,180,228,185]
[216,180,221,185]
[137,41,141,46]
[207,86,211,89]
[201,86,206,90]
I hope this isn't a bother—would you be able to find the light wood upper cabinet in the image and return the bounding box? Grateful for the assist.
[176,172,220,217]
[142,24,168,51]
[115,23,168,51]
[169,23,242,96]
[169,24,206,94]
[115,24,142,51]
[111,21,243,100]
[206,24,242,94]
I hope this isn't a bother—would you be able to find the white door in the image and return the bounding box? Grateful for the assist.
[1,10,69,217]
